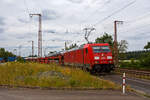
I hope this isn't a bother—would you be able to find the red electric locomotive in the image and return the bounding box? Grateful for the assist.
[63,43,114,73]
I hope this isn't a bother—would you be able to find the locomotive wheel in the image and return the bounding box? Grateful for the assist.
[95,65,102,73]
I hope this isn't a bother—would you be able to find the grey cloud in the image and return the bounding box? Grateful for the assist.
[0,31,6,41]
[47,38,66,42]
[0,17,5,25]
[0,28,4,33]
[44,29,75,35]
[16,32,36,39]
[125,31,150,40]
[92,0,111,4]
[0,35,5,41]
[46,46,62,49]
[42,9,60,21]
[28,9,59,21]
[68,0,83,4]
[44,29,56,34]
[18,18,29,24]
[53,38,66,42]
[104,0,111,4]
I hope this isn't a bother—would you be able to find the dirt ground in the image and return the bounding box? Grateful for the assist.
[0,88,149,100]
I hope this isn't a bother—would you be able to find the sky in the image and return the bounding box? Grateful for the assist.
[0,0,150,57]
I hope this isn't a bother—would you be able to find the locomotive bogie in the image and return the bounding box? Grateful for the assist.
[91,64,114,73]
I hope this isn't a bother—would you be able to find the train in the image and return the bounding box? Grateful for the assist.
[26,43,115,73]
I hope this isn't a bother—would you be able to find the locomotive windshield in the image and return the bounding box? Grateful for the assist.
[92,46,110,53]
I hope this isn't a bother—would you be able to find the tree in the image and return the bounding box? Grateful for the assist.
[118,40,128,60]
[118,40,128,53]
[0,48,5,57]
[144,42,150,50]
[95,33,128,51]
[95,33,128,60]
[0,48,16,57]
[95,32,113,47]
[28,55,37,57]
[0,48,16,61]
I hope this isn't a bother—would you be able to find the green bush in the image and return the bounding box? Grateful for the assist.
[120,52,150,69]
[120,62,131,68]
[17,57,25,63]
[139,53,150,68]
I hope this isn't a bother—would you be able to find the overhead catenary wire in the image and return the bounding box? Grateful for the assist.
[93,0,137,27]
[123,12,150,24]
[75,0,137,44]
[119,31,150,38]
[81,0,112,23]
[92,1,150,39]
[113,11,150,32]
[22,0,99,46]
[22,0,146,52]
[118,23,150,34]
[100,12,150,40]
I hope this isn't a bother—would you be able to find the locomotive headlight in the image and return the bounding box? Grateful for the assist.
[107,56,112,59]
[94,56,99,60]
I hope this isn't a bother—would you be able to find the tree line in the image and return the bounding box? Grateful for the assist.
[0,48,16,58]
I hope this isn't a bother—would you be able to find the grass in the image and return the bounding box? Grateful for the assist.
[0,62,120,89]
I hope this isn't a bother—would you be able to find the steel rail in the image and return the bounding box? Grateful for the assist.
[115,67,150,78]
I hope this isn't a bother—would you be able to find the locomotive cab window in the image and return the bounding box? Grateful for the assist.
[92,46,110,53]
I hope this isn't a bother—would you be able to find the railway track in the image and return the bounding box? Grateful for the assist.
[115,68,150,80]
[97,68,150,96]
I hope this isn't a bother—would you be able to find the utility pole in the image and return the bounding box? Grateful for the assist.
[114,20,123,67]
[32,41,34,57]
[65,42,67,50]
[28,40,34,57]
[18,45,22,57]
[83,27,95,43]
[29,13,42,57]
